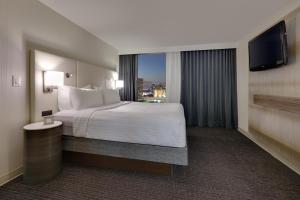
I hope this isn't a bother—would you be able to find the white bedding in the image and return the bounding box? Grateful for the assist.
[54,110,76,127]
[54,102,186,148]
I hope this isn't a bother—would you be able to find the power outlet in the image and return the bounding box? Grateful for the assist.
[42,110,53,117]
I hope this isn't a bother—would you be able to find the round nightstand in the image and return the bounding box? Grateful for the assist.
[23,121,63,184]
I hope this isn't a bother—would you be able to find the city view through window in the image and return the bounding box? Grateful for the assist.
[137,53,166,101]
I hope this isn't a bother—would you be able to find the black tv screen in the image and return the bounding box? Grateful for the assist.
[249,21,288,71]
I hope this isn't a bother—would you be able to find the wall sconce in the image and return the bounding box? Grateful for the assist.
[43,71,64,93]
[115,80,124,89]
[65,72,73,78]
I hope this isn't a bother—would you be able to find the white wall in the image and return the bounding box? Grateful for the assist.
[0,0,118,185]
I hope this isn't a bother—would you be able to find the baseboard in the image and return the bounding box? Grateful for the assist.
[0,167,23,186]
[238,128,300,175]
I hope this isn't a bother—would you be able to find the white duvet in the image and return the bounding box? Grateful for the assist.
[56,102,186,148]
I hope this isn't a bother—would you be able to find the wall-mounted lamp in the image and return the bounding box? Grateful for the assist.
[65,72,73,78]
[115,80,124,89]
[43,71,64,93]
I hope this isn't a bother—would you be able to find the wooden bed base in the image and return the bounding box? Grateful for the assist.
[63,151,172,175]
[62,135,187,175]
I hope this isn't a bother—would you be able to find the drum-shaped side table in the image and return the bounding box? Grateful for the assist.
[23,121,63,184]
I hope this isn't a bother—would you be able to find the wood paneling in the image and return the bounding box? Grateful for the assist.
[23,125,63,184]
[253,95,300,116]
[63,151,172,176]
[246,10,300,174]
[240,127,300,175]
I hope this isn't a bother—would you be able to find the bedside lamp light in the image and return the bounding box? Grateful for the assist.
[43,71,64,93]
[115,80,124,89]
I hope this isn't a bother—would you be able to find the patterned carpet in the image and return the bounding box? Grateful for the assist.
[1,128,300,200]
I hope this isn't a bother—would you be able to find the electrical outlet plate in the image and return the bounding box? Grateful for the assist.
[42,110,53,117]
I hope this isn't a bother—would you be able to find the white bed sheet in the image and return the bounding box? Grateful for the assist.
[54,102,186,148]
[54,110,76,127]
[54,110,76,136]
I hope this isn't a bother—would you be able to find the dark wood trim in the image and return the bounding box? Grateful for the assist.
[63,151,172,176]
[23,125,63,184]
[253,94,300,115]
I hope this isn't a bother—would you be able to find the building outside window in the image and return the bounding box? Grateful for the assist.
[137,53,166,102]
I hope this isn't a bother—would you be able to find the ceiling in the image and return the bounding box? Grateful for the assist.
[39,0,292,53]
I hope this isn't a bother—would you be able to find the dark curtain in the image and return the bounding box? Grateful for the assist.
[119,54,138,101]
[181,49,238,128]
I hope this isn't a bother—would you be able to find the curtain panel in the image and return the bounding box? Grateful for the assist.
[166,52,181,103]
[119,54,138,101]
[181,49,238,128]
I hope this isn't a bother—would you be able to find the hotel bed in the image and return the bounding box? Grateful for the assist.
[54,100,188,167]
[54,101,186,148]
[30,50,187,175]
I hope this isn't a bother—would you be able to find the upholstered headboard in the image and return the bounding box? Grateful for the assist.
[30,49,117,122]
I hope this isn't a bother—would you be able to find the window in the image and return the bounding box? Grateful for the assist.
[137,53,166,102]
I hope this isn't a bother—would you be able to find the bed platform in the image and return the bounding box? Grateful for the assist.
[63,135,188,175]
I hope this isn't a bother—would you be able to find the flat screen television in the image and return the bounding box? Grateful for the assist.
[249,21,288,71]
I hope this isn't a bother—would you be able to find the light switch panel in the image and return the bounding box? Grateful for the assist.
[12,75,22,87]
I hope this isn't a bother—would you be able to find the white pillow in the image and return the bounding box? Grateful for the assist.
[102,89,120,105]
[58,86,74,110]
[70,88,104,110]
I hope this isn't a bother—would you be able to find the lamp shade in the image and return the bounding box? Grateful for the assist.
[43,71,64,92]
[115,80,124,89]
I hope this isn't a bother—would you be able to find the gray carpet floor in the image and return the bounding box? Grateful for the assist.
[0,128,300,200]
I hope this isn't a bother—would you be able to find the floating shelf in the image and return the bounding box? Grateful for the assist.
[253,94,300,115]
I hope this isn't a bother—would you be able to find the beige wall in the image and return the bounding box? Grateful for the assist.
[0,0,118,185]
[236,40,249,132]
[237,1,300,174]
[30,50,118,122]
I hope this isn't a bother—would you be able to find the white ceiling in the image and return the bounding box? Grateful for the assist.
[39,0,291,53]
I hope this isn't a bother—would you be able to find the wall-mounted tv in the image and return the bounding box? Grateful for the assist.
[249,21,288,71]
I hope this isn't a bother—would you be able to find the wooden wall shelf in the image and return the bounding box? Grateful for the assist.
[253,95,300,115]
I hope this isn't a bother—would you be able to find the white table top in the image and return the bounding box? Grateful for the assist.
[24,121,62,131]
